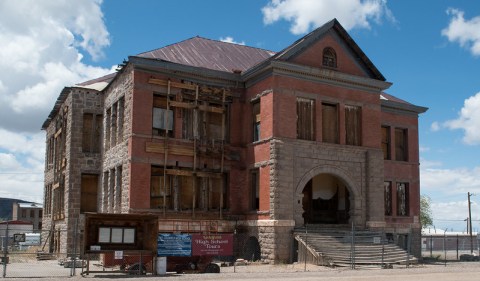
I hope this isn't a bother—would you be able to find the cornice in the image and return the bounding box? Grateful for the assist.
[243,60,392,94]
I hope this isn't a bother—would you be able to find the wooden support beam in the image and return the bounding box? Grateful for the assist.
[149,78,197,91]
[146,142,194,157]
[196,171,223,178]
[165,169,193,177]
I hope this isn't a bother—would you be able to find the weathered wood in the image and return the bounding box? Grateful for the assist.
[165,169,193,177]
[148,78,197,91]
[146,142,194,156]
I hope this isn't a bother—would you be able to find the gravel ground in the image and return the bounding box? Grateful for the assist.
[3,261,480,281]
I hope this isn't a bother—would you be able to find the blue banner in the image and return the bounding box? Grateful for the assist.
[157,234,192,257]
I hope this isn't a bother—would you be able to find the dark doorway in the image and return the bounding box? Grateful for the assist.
[302,174,350,224]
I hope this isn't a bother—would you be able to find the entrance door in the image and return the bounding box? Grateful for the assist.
[302,174,350,224]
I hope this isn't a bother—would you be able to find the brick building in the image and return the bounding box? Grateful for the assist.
[42,19,427,261]
[12,202,43,230]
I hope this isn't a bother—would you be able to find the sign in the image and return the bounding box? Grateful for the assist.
[90,245,101,251]
[13,233,25,243]
[192,234,233,256]
[157,234,192,257]
[114,250,123,260]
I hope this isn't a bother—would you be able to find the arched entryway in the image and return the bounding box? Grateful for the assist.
[302,173,350,224]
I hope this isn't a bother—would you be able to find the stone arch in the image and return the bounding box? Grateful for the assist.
[294,165,361,225]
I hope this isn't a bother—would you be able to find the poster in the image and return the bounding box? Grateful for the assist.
[157,234,192,257]
[192,234,233,256]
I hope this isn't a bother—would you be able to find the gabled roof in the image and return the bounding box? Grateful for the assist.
[251,18,385,81]
[137,36,275,73]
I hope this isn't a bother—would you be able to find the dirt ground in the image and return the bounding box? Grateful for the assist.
[3,261,480,281]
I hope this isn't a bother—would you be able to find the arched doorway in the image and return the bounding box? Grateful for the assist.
[302,173,350,224]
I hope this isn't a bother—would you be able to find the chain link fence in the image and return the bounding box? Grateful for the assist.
[1,224,81,278]
[421,234,480,262]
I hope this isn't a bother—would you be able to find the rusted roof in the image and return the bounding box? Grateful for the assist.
[137,36,275,73]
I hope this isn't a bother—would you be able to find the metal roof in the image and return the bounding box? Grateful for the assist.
[137,36,275,73]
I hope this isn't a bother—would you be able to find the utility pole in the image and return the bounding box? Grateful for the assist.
[468,192,473,254]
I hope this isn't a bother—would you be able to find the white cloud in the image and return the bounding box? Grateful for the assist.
[421,162,480,231]
[442,8,480,57]
[220,36,246,45]
[0,0,112,202]
[0,0,112,131]
[430,121,440,132]
[261,0,394,34]
[443,92,480,145]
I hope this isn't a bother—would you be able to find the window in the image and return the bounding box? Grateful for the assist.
[81,174,98,213]
[251,169,259,210]
[22,209,27,218]
[30,210,35,218]
[44,184,52,215]
[345,105,361,146]
[102,171,109,212]
[395,128,408,161]
[105,108,111,151]
[384,181,392,216]
[98,227,135,244]
[53,184,65,220]
[322,103,339,143]
[150,166,228,211]
[297,98,315,140]
[396,182,409,216]
[322,47,337,68]
[252,101,261,142]
[115,166,123,212]
[117,97,125,142]
[381,126,391,160]
[82,113,103,153]
[153,95,174,137]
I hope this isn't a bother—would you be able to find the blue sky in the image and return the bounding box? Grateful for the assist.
[0,0,479,232]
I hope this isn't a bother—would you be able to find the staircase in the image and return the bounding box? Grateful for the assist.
[294,225,417,268]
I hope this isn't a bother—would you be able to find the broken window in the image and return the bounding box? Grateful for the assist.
[322,47,337,68]
[153,94,174,137]
[251,169,259,210]
[81,174,98,213]
[384,181,392,216]
[381,126,391,160]
[395,128,408,161]
[322,103,339,144]
[396,182,409,216]
[82,113,102,153]
[297,98,315,140]
[345,105,361,146]
[252,101,260,142]
[110,103,117,147]
[150,166,172,209]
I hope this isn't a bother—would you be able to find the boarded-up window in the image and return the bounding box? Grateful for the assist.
[82,113,102,153]
[381,126,391,160]
[251,169,259,210]
[297,98,315,140]
[384,181,392,216]
[396,182,409,216]
[117,97,125,142]
[153,95,174,137]
[81,174,98,213]
[322,103,338,143]
[395,128,408,161]
[345,105,361,146]
[151,166,228,211]
[150,166,172,209]
[115,166,122,212]
[252,101,260,142]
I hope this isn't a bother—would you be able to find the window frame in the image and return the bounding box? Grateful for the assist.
[322,47,337,68]
[396,182,409,216]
